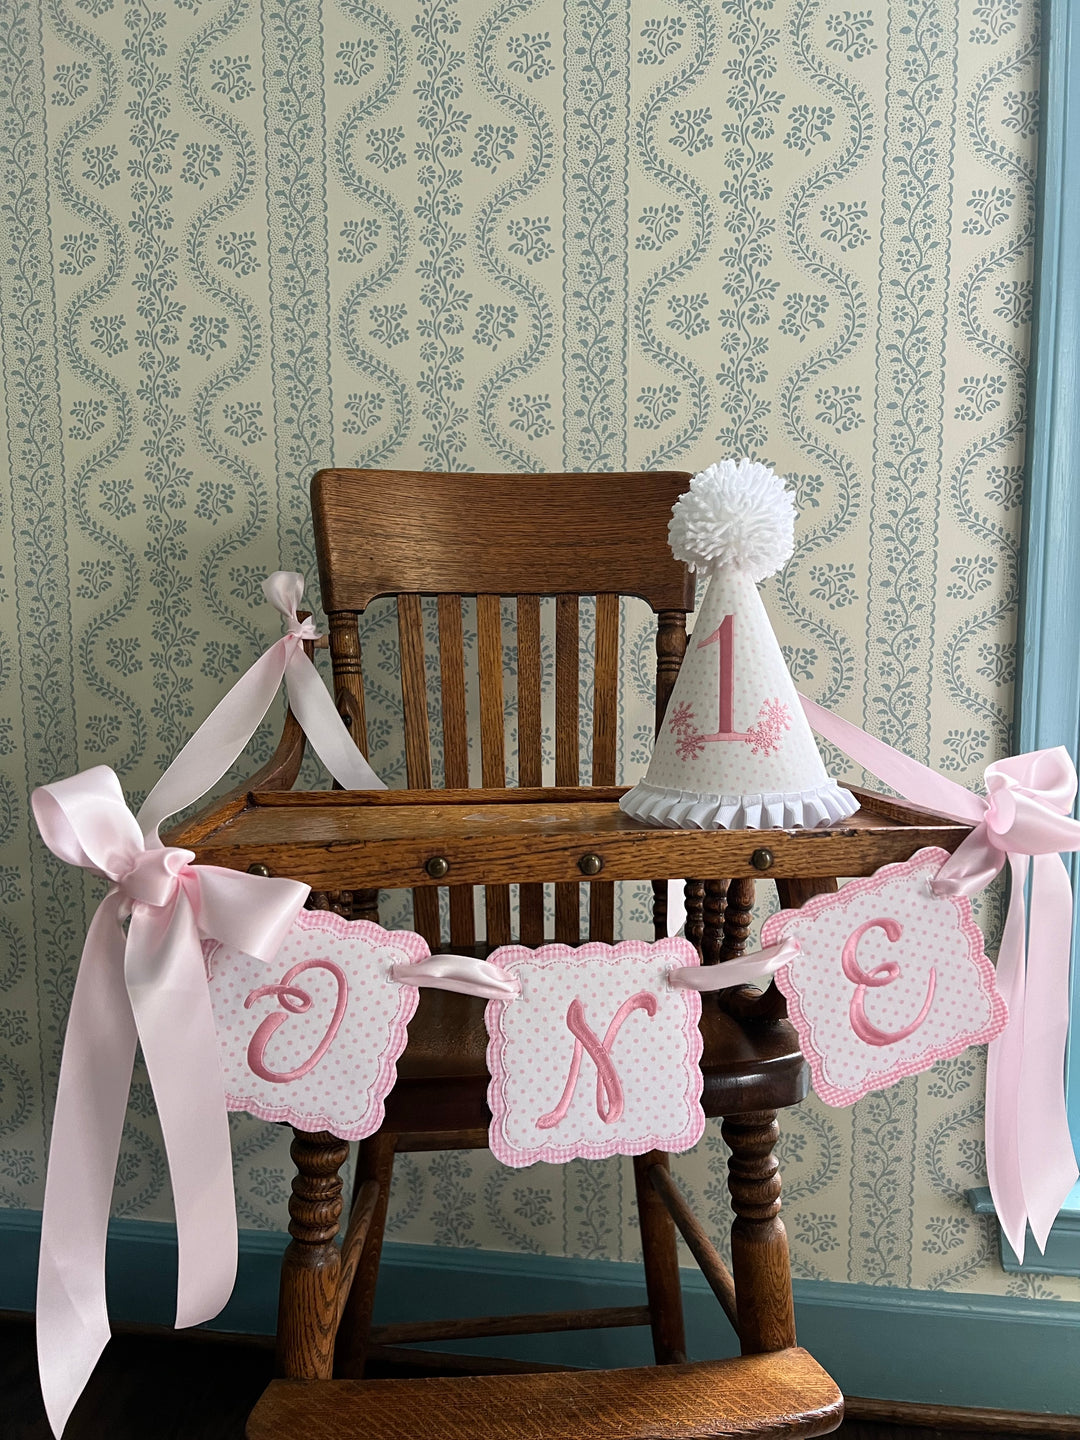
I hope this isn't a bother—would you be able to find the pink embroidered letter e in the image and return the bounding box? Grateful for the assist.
[767,848,1007,1107]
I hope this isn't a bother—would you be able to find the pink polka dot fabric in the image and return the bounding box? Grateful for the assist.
[766,847,1008,1107]
[485,939,705,1168]
[206,911,428,1139]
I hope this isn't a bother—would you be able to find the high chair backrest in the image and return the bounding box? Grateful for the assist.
[310,468,695,952]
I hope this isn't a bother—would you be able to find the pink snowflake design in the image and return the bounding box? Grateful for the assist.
[669,701,695,734]
[744,698,792,756]
[664,695,790,762]
[674,727,707,761]
[668,701,706,758]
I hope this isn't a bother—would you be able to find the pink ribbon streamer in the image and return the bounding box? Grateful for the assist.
[139,572,383,833]
[33,570,383,1438]
[33,769,310,1438]
[37,551,1077,1426]
[390,953,522,1000]
[392,946,795,1003]
[667,938,800,992]
[801,695,1080,1261]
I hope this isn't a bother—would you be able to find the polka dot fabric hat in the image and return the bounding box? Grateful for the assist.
[620,459,858,830]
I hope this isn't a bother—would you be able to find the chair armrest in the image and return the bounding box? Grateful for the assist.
[226,701,309,796]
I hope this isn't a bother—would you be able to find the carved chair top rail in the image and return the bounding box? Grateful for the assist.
[310,468,697,613]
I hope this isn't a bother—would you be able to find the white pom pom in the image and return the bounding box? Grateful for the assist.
[668,458,795,583]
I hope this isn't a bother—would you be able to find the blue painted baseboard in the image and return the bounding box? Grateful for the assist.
[5,1208,1078,1414]
[968,1186,1080,1277]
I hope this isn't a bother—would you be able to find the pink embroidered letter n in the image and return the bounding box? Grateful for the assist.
[485,940,705,1168]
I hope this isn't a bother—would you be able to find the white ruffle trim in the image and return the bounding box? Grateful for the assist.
[619,778,859,831]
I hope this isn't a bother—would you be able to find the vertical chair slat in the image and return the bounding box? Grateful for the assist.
[398,594,440,948]
[554,594,580,944]
[516,595,543,785]
[438,594,470,786]
[398,593,433,786]
[554,594,580,783]
[591,593,619,783]
[477,595,511,946]
[516,595,545,946]
[589,593,619,942]
[438,595,474,949]
[588,884,614,945]
[651,610,689,944]
[477,595,506,786]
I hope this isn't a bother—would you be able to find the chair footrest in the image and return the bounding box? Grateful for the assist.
[370,1303,651,1346]
[247,1348,844,1440]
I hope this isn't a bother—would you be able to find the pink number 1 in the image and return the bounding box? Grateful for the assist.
[668,614,792,759]
[696,614,745,741]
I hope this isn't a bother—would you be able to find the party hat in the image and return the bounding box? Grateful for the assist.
[621,459,858,830]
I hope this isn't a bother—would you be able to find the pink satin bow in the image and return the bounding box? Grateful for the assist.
[32,570,387,1438]
[34,572,388,1435]
[33,768,310,1438]
[802,696,1080,1262]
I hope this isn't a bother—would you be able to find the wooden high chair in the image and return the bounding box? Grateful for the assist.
[175,469,972,1440]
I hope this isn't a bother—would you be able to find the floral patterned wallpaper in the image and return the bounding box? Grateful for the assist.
[2,0,1070,1300]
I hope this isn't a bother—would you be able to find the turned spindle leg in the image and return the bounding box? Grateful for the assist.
[308,890,351,918]
[722,1110,796,1354]
[684,879,705,956]
[654,611,687,732]
[277,1129,350,1380]
[335,1131,396,1378]
[702,878,729,965]
[352,889,380,924]
[651,879,668,941]
[719,875,755,959]
[652,610,687,949]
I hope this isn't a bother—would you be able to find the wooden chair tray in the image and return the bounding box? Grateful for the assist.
[175,784,971,891]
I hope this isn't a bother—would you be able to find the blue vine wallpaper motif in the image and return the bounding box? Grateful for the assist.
[0,0,1069,1300]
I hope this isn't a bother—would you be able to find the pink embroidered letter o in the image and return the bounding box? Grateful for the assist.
[245,958,349,1083]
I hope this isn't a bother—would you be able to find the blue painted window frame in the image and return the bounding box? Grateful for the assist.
[1016,0,1080,1220]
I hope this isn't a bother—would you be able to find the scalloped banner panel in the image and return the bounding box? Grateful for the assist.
[485,939,705,1168]
[206,912,429,1140]
[766,849,1008,1107]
